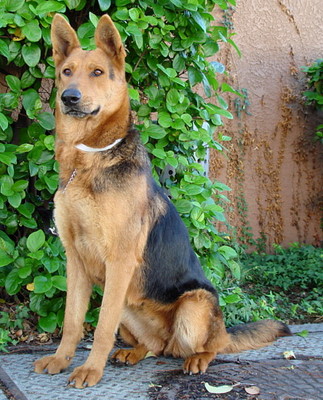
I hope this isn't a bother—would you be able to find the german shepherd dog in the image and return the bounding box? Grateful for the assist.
[34,14,291,388]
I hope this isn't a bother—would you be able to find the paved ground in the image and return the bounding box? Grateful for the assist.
[0,323,322,400]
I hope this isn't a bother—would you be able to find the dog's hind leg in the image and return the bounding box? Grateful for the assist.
[112,324,149,365]
[165,289,230,374]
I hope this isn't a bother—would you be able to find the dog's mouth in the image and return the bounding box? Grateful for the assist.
[64,106,100,118]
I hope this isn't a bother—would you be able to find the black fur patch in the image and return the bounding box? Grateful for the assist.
[93,160,145,192]
[93,128,150,192]
[143,182,217,303]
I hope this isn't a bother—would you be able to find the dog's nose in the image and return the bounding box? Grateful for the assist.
[61,88,82,107]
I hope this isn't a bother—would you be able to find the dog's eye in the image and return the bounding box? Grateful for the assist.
[63,68,72,76]
[92,69,103,77]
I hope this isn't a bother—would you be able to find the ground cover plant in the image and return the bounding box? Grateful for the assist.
[0,0,243,348]
[240,244,323,324]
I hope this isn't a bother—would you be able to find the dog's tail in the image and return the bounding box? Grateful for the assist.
[221,319,292,354]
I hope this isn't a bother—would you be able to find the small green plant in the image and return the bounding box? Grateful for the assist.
[241,244,323,323]
[0,328,17,352]
[302,59,323,143]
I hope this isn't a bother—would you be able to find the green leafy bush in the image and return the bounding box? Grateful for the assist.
[240,244,323,323]
[302,59,323,142]
[0,0,241,337]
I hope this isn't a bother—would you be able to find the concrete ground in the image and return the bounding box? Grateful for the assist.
[0,323,322,400]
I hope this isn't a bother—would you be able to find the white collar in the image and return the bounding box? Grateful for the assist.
[75,138,123,152]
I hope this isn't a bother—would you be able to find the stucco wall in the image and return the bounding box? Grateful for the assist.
[210,0,323,249]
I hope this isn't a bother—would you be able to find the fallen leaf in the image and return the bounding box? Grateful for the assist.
[26,283,34,291]
[37,333,50,343]
[245,386,260,395]
[283,350,296,359]
[204,382,233,394]
[149,383,162,388]
[295,330,309,338]
[145,351,157,359]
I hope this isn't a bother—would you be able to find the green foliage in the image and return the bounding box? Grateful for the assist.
[302,59,323,142]
[0,327,17,352]
[240,244,323,323]
[0,0,240,333]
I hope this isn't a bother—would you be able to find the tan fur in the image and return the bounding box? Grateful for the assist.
[34,14,291,389]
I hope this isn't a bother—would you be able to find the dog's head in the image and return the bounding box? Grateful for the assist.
[51,14,127,120]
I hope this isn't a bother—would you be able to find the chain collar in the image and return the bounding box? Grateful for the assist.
[62,168,77,194]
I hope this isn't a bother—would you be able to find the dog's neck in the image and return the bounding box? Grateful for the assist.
[75,138,123,152]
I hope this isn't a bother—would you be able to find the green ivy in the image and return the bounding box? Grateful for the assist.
[0,0,241,334]
[302,59,323,143]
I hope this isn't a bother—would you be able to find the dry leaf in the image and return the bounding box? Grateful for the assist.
[204,382,233,394]
[283,350,296,359]
[26,283,35,291]
[37,333,50,343]
[245,386,260,395]
[145,351,157,359]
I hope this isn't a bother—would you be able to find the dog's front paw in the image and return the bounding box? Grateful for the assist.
[34,355,72,375]
[68,364,103,389]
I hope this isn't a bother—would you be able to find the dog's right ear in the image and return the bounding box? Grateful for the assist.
[51,14,80,66]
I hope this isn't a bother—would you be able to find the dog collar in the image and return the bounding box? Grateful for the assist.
[75,138,123,152]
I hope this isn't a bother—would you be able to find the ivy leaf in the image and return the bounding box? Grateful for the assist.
[5,75,21,93]
[39,312,57,333]
[217,245,238,259]
[64,0,82,9]
[35,1,66,14]
[175,200,193,214]
[22,44,41,67]
[8,193,22,208]
[37,112,55,130]
[188,67,203,86]
[166,88,180,106]
[0,39,10,60]
[51,275,67,291]
[16,143,34,154]
[210,61,225,73]
[145,124,167,139]
[34,275,52,294]
[27,230,45,253]
[98,0,111,11]
[126,25,143,49]
[5,269,22,295]
[0,113,9,131]
[21,20,42,42]
[152,148,166,159]
[22,89,40,112]
[190,11,207,32]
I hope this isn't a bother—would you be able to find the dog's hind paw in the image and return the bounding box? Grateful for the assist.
[111,345,147,365]
[183,352,216,375]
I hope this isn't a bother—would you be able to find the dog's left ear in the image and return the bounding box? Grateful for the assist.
[95,15,126,65]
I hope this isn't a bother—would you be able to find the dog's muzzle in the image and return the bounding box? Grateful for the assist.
[61,88,100,117]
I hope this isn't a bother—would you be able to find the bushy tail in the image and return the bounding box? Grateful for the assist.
[221,319,292,354]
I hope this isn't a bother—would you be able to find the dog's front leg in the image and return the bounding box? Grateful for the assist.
[67,256,136,389]
[34,250,92,375]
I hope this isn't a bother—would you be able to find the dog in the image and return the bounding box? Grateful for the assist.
[34,14,292,389]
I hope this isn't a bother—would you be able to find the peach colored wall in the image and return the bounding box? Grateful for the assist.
[210,0,323,249]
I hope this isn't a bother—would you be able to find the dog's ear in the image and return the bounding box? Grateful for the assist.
[51,14,80,66]
[95,15,126,64]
